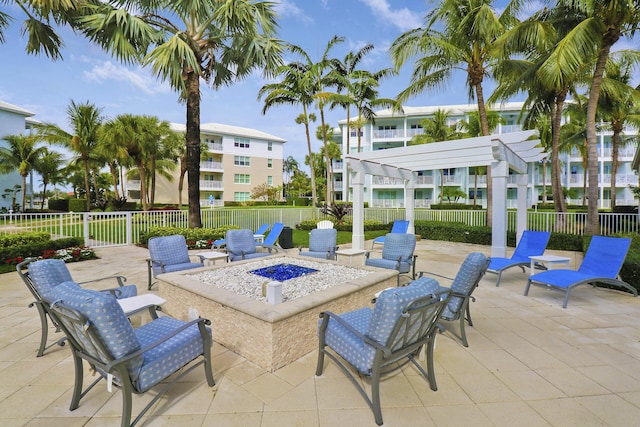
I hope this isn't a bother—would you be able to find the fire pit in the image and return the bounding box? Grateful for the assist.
[157,254,397,371]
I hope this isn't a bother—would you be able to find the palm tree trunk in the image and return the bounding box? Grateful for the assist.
[21,174,27,211]
[542,159,548,204]
[137,165,148,211]
[185,71,202,227]
[150,155,156,208]
[586,46,613,235]
[474,83,491,225]
[610,125,621,210]
[303,106,317,207]
[319,106,332,204]
[178,155,187,209]
[82,158,91,211]
[41,182,48,210]
[551,98,567,213]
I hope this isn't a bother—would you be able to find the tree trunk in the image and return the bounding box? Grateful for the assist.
[150,155,156,208]
[178,155,187,209]
[586,40,615,234]
[303,106,317,207]
[319,106,332,204]
[542,158,547,204]
[21,174,27,211]
[550,97,567,213]
[137,164,148,211]
[41,182,48,210]
[109,163,120,199]
[474,82,491,225]
[82,158,91,211]
[185,71,202,228]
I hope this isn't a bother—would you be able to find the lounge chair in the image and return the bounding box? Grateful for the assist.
[371,219,409,249]
[226,229,275,261]
[418,252,490,347]
[258,221,285,251]
[47,280,215,427]
[486,230,551,286]
[213,223,269,248]
[17,258,144,357]
[299,228,338,260]
[365,233,417,286]
[525,235,638,308]
[147,235,205,290]
[316,278,451,426]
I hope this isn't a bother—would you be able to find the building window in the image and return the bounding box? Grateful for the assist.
[268,176,273,185]
[268,142,273,151]
[234,192,250,202]
[267,158,273,168]
[234,137,250,148]
[349,128,363,137]
[469,189,483,200]
[234,174,251,184]
[234,156,250,166]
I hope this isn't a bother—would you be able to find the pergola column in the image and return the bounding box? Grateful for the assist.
[350,169,365,250]
[491,159,508,258]
[404,177,416,233]
[516,174,528,244]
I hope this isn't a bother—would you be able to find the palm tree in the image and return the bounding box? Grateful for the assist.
[597,56,640,209]
[37,100,104,211]
[259,58,319,206]
[391,0,517,224]
[0,133,47,211]
[80,0,285,227]
[282,155,299,199]
[560,101,589,206]
[290,35,345,204]
[33,149,65,209]
[541,0,640,233]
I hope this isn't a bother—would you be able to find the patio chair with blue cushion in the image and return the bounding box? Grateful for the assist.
[316,278,451,426]
[226,229,276,261]
[365,233,417,286]
[371,219,409,249]
[147,235,205,290]
[299,228,338,260]
[17,258,141,357]
[418,252,490,347]
[47,281,215,427]
[487,230,551,286]
[525,235,638,308]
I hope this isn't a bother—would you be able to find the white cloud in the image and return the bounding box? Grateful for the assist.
[359,0,422,32]
[273,0,313,24]
[83,61,171,95]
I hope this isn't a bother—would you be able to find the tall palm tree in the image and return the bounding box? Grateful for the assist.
[560,100,589,205]
[597,55,640,209]
[391,0,517,224]
[33,148,65,209]
[542,0,640,234]
[80,0,285,226]
[0,133,47,211]
[259,58,319,206]
[282,155,299,199]
[37,100,104,211]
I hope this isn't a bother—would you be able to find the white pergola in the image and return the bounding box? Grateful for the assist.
[345,130,546,257]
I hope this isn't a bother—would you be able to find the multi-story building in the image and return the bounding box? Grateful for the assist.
[0,100,36,211]
[127,122,286,206]
[333,102,638,209]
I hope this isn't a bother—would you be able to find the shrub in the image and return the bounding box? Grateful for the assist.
[430,203,483,210]
[68,198,88,212]
[138,225,241,248]
[0,236,85,266]
[296,219,386,231]
[48,198,69,211]
[0,232,50,248]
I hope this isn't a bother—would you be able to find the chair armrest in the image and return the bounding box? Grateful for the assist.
[418,271,454,282]
[79,275,128,287]
[191,254,205,263]
[104,317,212,371]
[256,244,279,253]
[318,311,392,358]
[365,251,372,259]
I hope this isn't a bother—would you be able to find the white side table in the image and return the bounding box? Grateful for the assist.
[529,255,571,275]
[254,234,265,243]
[336,248,366,265]
[199,251,229,265]
[118,293,166,314]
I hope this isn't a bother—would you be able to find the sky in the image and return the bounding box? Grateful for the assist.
[0,0,620,175]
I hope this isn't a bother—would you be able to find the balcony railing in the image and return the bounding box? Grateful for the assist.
[415,175,434,185]
[372,176,405,185]
[206,143,223,152]
[441,175,463,185]
[372,129,403,139]
[200,161,223,170]
[199,180,224,190]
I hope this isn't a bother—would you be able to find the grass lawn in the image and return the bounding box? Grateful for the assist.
[291,229,387,248]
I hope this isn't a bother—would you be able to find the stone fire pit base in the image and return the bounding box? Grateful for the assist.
[158,254,397,371]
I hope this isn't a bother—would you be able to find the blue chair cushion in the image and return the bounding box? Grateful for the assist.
[50,281,143,380]
[365,258,412,274]
[112,285,139,299]
[134,316,212,392]
[444,252,488,319]
[149,235,192,273]
[226,229,258,260]
[322,307,374,373]
[160,262,203,274]
[28,259,74,301]
[309,229,337,252]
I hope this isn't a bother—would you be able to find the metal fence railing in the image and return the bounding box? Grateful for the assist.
[0,208,637,247]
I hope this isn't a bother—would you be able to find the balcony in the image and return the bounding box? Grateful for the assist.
[206,142,223,152]
[441,175,463,185]
[199,199,224,207]
[602,173,637,185]
[200,161,223,171]
[372,176,405,186]
[415,175,434,185]
[371,199,403,208]
[127,180,141,190]
[333,182,343,190]
[199,180,224,190]
[372,129,403,139]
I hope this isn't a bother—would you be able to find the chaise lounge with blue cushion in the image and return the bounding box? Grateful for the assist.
[525,235,637,308]
[486,230,550,286]
[370,219,409,249]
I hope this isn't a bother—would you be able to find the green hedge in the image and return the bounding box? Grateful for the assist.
[0,232,50,248]
[296,219,386,231]
[48,199,69,211]
[430,203,484,210]
[69,198,87,212]
[0,237,84,265]
[138,225,241,247]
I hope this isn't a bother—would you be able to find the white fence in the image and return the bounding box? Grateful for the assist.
[0,208,637,247]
